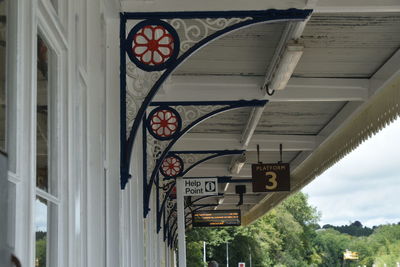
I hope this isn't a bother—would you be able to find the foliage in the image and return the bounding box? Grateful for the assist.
[186,192,320,266]
[322,221,373,237]
[186,192,400,267]
[35,234,46,267]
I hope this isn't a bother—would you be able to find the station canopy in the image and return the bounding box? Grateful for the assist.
[119,0,400,226]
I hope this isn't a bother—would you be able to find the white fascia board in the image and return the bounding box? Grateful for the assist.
[315,0,400,13]
[174,133,316,152]
[155,76,369,102]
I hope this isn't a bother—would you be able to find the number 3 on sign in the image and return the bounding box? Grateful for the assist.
[265,171,277,190]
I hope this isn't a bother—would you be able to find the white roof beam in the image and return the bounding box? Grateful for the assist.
[186,164,252,177]
[174,133,316,151]
[276,78,369,102]
[156,76,369,102]
[157,75,265,101]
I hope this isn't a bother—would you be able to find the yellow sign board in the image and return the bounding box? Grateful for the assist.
[343,250,359,260]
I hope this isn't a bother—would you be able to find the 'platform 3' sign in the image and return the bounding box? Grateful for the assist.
[252,163,290,192]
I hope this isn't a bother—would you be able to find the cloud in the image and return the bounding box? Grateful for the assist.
[302,118,400,227]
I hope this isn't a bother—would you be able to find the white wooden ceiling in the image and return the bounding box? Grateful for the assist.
[296,13,400,78]
[174,22,286,76]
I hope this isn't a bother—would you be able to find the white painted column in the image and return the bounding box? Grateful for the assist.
[0,154,10,267]
[176,176,186,267]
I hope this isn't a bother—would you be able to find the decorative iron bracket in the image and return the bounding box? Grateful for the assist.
[169,203,218,247]
[159,192,223,233]
[142,100,257,217]
[154,149,243,229]
[120,9,313,189]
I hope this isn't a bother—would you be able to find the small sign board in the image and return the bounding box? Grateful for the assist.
[183,178,218,196]
[238,263,245,267]
[192,210,241,227]
[252,163,290,192]
[343,250,359,260]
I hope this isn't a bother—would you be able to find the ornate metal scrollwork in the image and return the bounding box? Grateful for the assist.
[142,100,266,218]
[168,17,251,53]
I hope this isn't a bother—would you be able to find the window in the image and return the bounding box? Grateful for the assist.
[0,0,7,152]
[35,35,59,267]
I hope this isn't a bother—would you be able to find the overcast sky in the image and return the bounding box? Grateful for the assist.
[302,118,400,228]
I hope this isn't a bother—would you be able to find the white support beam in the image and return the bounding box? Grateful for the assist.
[276,78,369,102]
[184,163,253,177]
[156,75,265,101]
[219,195,262,205]
[174,133,316,152]
[155,76,369,102]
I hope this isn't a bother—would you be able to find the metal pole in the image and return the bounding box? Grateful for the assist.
[226,242,229,267]
[177,177,187,267]
[203,241,206,264]
[249,250,252,267]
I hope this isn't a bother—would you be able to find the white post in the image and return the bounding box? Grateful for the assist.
[0,154,9,267]
[249,251,252,267]
[226,242,229,267]
[203,241,206,264]
[176,177,187,267]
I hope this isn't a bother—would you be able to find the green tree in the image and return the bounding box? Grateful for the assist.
[36,237,46,267]
[186,192,321,267]
[314,228,351,266]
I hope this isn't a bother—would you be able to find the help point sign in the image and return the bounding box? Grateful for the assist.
[183,178,218,196]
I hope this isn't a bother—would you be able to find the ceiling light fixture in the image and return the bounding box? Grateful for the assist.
[267,42,304,92]
[228,153,246,175]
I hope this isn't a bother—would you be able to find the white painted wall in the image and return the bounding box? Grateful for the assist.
[3,0,175,266]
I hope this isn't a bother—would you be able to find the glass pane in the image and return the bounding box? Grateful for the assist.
[36,35,57,195]
[0,0,7,151]
[35,197,47,267]
[35,197,57,267]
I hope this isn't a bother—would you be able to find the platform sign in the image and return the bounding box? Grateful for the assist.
[252,163,290,192]
[238,263,245,267]
[183,178,218,196]
[192,210,241,227]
